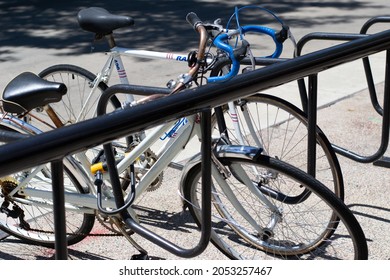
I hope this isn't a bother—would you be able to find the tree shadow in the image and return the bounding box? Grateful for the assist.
[0,0,383,62]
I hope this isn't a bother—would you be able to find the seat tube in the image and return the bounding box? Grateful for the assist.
[112,53,134,103]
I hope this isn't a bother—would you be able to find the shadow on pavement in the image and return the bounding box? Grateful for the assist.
[0,0,383,59]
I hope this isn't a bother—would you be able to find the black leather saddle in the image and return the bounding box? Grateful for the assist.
[77,7,135,36]
[2,72,67,114]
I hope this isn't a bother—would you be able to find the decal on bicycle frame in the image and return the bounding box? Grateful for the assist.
[114,59,127,79]
[160,117,188,140]
[176,55,187,61]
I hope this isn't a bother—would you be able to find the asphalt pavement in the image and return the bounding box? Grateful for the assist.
[1,0,390,261]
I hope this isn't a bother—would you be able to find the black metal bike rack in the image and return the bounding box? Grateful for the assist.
[1,23,390,259]
[295,16,390,168]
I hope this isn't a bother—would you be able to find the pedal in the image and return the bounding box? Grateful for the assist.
[373,156,390,168]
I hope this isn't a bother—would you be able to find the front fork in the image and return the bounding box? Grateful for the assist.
[180,144,283,240]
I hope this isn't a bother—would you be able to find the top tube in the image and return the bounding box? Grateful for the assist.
[112,47,189,62]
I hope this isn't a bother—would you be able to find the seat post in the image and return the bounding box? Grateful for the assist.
[105,33,117,49]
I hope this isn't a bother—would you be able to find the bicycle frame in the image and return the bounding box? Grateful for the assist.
[74,46,188,122]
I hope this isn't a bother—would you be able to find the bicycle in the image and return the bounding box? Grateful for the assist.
[0,11,367,260]
[32,6,344,201]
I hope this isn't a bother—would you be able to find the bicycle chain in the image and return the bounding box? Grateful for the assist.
[26,213,136,237]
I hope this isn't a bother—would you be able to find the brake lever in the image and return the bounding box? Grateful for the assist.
[233,39,250,60]
[203,19,225,38]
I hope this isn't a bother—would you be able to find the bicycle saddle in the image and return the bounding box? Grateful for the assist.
[77,7,135,35]
[2,72,67,114]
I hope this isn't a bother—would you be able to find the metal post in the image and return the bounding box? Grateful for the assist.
[51,160,68,259]
[307,74,318,177]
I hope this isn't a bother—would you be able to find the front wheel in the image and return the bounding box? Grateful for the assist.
[182,153,367,259]
[209,49,344,201]
[212,94,344,199]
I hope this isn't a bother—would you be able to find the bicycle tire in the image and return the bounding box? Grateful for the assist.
[213,93,344,200]
[183,153,367,259]
[0,124,95,247]
[37,64,120,129]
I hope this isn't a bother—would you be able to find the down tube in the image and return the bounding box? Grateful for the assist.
[132,116,198,200]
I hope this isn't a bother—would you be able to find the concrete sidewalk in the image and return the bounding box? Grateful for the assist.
[1,1,390,260]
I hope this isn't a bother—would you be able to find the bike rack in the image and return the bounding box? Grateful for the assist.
[295,16,390,169]
[1,24,390,259]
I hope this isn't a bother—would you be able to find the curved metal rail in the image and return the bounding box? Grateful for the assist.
[295,16,390,165]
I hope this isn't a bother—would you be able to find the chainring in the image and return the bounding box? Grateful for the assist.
[120,148,164,192]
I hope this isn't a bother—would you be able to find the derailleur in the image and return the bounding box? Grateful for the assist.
[0,200,30,230]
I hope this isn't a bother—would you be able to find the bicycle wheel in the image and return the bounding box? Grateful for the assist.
[37,64,120,130]
[182,153,367,259]
[0,124,95,247]
[213,94,344,199]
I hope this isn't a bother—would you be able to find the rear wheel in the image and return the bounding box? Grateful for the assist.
[0,123,95,247]
[39,64,126,176]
